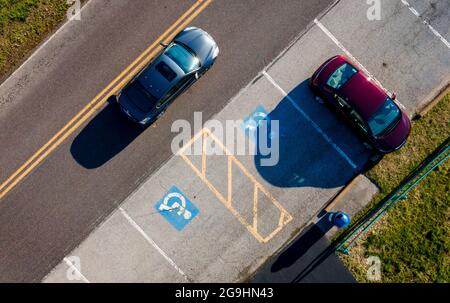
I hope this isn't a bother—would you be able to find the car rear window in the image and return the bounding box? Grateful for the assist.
[125,80,158,112]
[155,61,177,82]
[327,63,358,90]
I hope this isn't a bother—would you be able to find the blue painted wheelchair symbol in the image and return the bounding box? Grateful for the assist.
[241,105,270,142]
[154,186,199,231]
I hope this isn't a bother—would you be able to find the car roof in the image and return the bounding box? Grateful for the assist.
[318,56,389,120]
[137,54,185,99]
[340,72,389,120]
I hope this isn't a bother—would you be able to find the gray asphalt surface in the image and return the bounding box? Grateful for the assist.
[0,0,334,282]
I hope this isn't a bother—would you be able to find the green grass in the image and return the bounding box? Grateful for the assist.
[341,93,450,283]
[0,0,70,80]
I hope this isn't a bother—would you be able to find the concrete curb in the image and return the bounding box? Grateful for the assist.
[324,175,364,213]
[415,80,450,118]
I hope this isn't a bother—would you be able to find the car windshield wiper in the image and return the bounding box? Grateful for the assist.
[377,114,401,137]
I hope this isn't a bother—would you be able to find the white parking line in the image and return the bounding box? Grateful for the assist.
[314,18,407,112]
[262,71,358,170]
[118,207,190,282]
[401,0,450,49]
[314,19,384,91]
[63,257,90,283]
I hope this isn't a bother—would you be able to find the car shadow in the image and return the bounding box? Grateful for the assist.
[270,213,334,273]
[70,97,145,169]
[250,212,355,283]
[254,80,369,189]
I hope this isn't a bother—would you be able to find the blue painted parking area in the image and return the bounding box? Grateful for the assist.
[154,186,199,231]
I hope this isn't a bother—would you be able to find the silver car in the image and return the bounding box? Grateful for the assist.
[117,27,219,125]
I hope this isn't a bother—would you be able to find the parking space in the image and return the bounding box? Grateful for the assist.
[407,0,450,42]
[44,208,186,283]
[44,0,449,283]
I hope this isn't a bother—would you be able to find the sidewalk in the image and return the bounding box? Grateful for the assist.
[251,175,378,283]
[251,218,355,283]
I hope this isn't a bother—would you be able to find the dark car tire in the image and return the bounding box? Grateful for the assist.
[309,82,325,104]
[201,60,215,76]
[157,110,165,119]
[363,141,374,150]
[199,66,210,77]
[309,81,320,95]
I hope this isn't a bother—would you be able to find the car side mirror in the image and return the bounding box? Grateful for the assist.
[195,72,199,80]
[391,93,397,100]
[160,42,168,48]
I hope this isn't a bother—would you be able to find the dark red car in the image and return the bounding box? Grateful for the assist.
[309,55,411,153]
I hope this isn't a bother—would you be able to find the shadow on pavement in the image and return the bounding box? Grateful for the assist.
[71,97,144,169]
[254,80,365,189]
[251,212,355,283]
[251,79,367,282]
[271,213,334,272]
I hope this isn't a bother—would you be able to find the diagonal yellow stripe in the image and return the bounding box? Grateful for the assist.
[0,0,213,200]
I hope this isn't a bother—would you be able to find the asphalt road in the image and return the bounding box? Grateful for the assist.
[0,0,334,282]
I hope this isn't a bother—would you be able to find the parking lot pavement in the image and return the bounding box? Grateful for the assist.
[44,71,369,282]
[44,0,449,283]
[406,0,450,43]
[44,27,372,282]
[45,208,186,283]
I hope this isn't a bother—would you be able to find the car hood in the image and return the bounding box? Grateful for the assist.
[174,27,217,65]
[373,111,411,152]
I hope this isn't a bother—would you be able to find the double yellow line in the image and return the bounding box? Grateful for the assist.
[0,0,212,201]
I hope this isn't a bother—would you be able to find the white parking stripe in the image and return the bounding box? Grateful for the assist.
[314,18,407,112]
[63,257,90,283]
[401,0,450,49]
[262,71,358,170]
[314,19,385,91]
[119,207,190,281]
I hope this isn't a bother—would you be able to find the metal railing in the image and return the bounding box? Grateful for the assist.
[336,136,450,255]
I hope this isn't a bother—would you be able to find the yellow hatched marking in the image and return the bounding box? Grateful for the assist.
[253,184,258,231]
[178,128,293,243]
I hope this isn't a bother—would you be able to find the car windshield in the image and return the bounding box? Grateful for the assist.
[367,98,401,137]
[327,63,358,90]
[164,43,200,73]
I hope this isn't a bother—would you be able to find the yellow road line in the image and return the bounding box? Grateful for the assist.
[227,156,232,207]
[0,0,212,200]
[0,0,203,193]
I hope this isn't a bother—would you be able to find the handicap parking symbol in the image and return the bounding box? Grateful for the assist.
[241,105,273,142]
[154,186,199,231]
